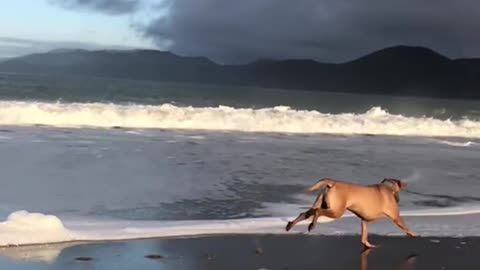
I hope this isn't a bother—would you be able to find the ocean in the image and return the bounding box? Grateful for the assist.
[0,72,479,246]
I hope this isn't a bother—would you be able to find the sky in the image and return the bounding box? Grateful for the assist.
[0,0,159,58]
[1,0,480,64]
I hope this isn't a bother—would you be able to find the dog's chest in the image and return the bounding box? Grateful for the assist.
[347,203,384,221]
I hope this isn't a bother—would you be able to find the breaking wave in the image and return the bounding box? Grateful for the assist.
[432,139,478,147]
[1,101,480,138]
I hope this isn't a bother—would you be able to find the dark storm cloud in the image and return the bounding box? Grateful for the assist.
[139,0,480,64]
[50,0,142,15]
[48,0,480,63]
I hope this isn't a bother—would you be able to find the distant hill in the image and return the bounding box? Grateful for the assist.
[0,57,13,63]
[1,46,479,99]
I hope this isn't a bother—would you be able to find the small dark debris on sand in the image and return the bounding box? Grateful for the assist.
[145,254,164,260]
[206,253,217,260]
[74,256,93,262]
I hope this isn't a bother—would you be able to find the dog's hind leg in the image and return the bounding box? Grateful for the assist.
[307,207,343,232]
[311,184,331,210]
[285,208,316,231]
[286,185,330,231]
[307,186,347,232]
[308,209,321,232]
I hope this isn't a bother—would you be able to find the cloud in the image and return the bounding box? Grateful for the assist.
[50,0,142,15]
[47,0,480,64]
[138,0,480,64]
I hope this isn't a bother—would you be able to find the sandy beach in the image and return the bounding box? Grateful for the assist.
[3,1,480,269]
[0,234,477,270]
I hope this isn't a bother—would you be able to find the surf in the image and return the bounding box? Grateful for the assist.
[2,207,480,246]
[1,100,480,138]
[431,139,478,147]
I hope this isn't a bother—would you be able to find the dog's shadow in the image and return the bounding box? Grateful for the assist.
[361,248,417,270]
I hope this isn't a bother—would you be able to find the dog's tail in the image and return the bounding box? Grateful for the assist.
[305,178,335,192]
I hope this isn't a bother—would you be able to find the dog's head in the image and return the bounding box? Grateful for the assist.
[381,178,406,203]
[381,178,406,191]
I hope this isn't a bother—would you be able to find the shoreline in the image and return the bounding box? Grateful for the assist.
[0,234,478,270]
[0,231,473,248]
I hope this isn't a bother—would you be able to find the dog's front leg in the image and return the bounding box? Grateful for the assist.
[384,209,418,238]
[361,220,377,249]
[391,216,417,238]
[385,212,417,238]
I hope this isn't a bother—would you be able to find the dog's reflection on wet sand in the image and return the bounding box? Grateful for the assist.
[361,248,417,270]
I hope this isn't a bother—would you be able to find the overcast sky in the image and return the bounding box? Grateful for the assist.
[1,0,479,63]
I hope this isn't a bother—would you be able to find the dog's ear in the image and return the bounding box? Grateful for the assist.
[395,179,407,189]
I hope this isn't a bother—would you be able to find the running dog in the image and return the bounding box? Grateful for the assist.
[285,178,417,249]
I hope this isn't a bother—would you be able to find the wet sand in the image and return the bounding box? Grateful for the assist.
[0,234,477,270]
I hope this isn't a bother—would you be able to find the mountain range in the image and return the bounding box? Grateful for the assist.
[1,46,479,99]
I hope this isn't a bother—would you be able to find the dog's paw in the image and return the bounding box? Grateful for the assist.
[407,231,418,238]
[362,242,378,249]
[285,222,293,232]
[307,222,315,232]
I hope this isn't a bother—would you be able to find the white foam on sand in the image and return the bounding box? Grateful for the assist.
[0,211,76,246]
[2,207,480,247]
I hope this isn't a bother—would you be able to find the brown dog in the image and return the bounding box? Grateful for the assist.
[285,177,417,249]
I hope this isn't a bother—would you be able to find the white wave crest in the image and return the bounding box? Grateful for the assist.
[433,139,477,147]
[1,101,480,137]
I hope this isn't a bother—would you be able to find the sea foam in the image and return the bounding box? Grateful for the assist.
[2,207,480,246]
[0,211,75,246]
